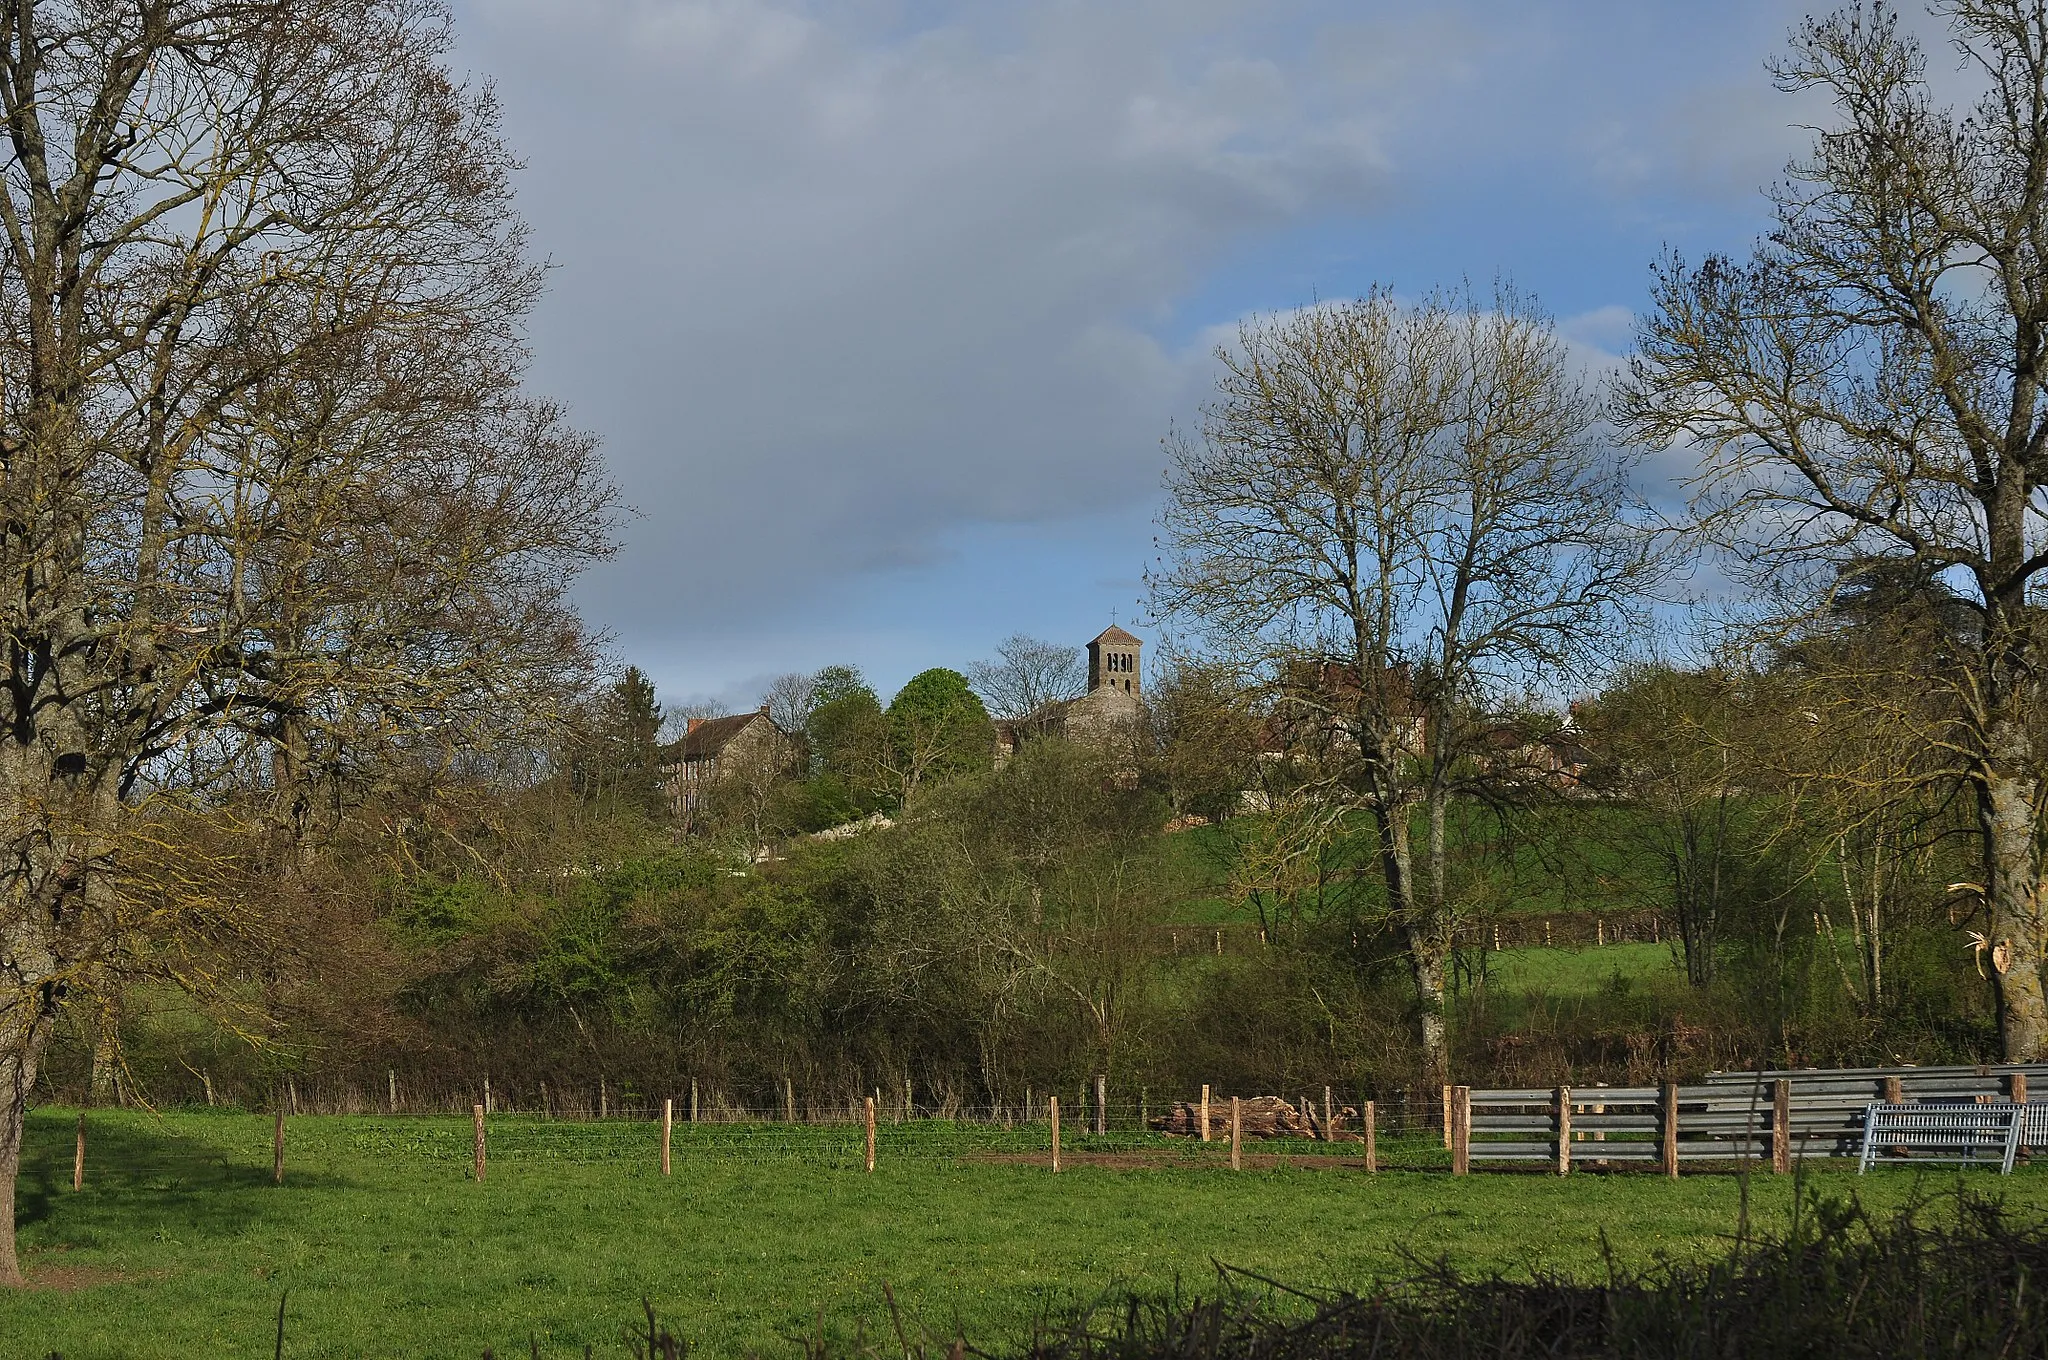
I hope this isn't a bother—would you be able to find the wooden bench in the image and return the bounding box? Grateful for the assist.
[1857,1102,2024,1173]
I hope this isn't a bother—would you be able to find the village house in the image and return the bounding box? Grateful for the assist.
[1262,658,1426,760]
[662,706,791,822]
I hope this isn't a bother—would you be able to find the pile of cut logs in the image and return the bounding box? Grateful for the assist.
[1150,1095,1358,1140]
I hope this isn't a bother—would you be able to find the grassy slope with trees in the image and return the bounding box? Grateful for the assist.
[9,0,2048,1320]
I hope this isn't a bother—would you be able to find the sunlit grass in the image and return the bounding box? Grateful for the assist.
[6,1109,2045,1358]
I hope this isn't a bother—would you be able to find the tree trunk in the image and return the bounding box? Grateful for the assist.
[0,1173,17,1289]
[89,1007,120,1107]
[1406,925,1450,1076]
[0,1033,52,1287]
[1982,759,2048,1060]
[1980,552,2048,1061]
[1375,792,1447,1076]
[0,741,119,1285]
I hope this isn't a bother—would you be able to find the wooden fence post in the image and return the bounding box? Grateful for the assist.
[599,1077,608,1121]
[2009,1072,2028,1104]
[72,1113,84,1192]
[1363,1100,1376,1173]
[1049,1096,1061,1173]
[273,1109,285,1185]
[1883,1073,1906,1156]
[1093,1073,1107,1135]
[864,1095,876,1173]
[1771,1078,1791,1174]
[662,1098,673,1176]
[1660,1081,1679,1179]
[1230,1096,1242,1171]
[1140,1086,1148,1130]
[203,1071,215,1108]
[1451,1086,1471,1175]
[388,1069,397,1113]
[785,1075,796,1123]
[472,1104,487,1183]
[1555,1086,1571,1177]
[1442,1085,1452,1149]
[1322,1086,1334,1141]
[1200,1085,1211,1143]
[903,1076,912,1123]
[690,1078,699,1124]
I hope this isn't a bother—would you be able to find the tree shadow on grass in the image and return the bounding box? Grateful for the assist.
[16,1109,346,1244]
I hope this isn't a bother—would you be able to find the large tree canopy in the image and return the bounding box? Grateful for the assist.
[1617,0,2048,1060]
[887,668,994,802]
[0,0,615,1282]
[1152,284,1661,1072]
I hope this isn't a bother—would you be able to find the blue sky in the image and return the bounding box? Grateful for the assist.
[447,0,1885,711]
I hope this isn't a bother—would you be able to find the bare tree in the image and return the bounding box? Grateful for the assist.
[1152,284,1662,1073]
[1616,0,2048,1059]
[967,635,1087,724]
[762,672,820,737]
[0,0,615,1282]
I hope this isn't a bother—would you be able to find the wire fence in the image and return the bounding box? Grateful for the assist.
[98,1071,1458,1135]
[328,1117,1452,1170]
[69,1079,1469,1169]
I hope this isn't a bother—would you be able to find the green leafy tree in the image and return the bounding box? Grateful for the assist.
[810,665,872,709]
[574,667,666,815]
[806,670,893,813]
[886,669,995,804]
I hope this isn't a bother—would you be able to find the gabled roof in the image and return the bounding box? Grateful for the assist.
[676,710,770,760]
[1090,625,1142,647]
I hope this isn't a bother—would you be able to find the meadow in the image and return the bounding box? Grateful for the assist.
[6,1108,2047,1359]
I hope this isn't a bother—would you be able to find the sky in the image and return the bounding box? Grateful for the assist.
[446,0,1908,712]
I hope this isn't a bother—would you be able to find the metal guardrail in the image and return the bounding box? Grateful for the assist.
[1454,1064,2048,1175]
[1858,1102,2024,1174]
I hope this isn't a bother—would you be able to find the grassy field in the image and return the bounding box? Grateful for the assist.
[1477,943,1678,995]
[5,1110,2047,1358]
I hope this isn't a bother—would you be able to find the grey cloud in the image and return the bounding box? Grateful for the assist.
[448,0,1888,680]
[459,0,1388,639]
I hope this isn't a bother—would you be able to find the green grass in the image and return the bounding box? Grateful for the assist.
[7,1110,2048,1358]
[1148,806,1664,930]
[1475,943,1679,996]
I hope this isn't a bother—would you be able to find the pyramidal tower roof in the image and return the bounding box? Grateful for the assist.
[1090,625,1141,647]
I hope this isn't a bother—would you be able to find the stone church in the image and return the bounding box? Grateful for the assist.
[994,625,1144,761]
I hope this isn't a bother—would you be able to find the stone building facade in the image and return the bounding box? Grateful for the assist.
[995,624,1145,761]
[662,706,791,823]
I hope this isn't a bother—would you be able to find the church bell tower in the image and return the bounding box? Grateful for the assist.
[1086,625,1142,695]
